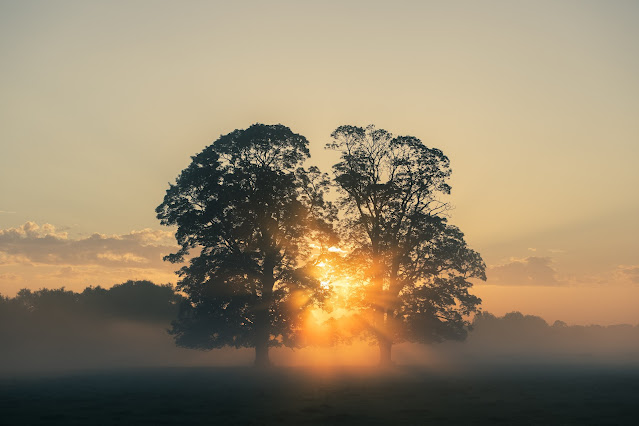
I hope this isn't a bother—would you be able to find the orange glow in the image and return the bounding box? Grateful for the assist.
[300,251,378,348]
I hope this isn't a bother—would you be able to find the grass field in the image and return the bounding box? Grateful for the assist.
[1,364,638,425]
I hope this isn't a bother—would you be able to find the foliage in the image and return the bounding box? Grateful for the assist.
[0,281,182,324]
[1,281,181,328]
[326,125,485,357]
[156,124,333,363]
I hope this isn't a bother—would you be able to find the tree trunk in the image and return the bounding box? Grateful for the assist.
[254,259,275,368]
[254,328,271,368]
[254,298,272,367]
[379,338,393,366]
[371,250,394,367]
[378,260,400,367]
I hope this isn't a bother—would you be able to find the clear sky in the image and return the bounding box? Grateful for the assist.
[1,0,638,325]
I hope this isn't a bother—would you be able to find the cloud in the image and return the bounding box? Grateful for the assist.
[0,222,176,268]
[616,265,639,284]
[487,256,561,286]
[0,273,19,281]
[0,221,68,240]
[0,252,31,266]
[96,252,149,264]
[54,266,77,278]
[0,222,181,295]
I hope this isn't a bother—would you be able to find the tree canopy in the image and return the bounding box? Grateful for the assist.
[326,124,485,364]
[155,122,484,367]
[156,123,333,366]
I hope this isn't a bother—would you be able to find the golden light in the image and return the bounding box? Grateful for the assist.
[299,246,376,349]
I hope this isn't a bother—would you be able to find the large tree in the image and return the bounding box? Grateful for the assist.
[156,124,332,366]
[327,125,485,365]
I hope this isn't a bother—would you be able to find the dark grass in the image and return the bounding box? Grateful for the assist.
[1,364,638,425]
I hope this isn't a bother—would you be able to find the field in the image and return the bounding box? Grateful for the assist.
[2,364,638,425]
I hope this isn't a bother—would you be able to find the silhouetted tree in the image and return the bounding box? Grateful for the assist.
[0,282,186,373]
[81,280,183,322]
[327,124,485,365]
[13,287,81,322]
[0,292,28,322]
[472,311,550,341]
[4,282,182,324]
[156,123,333,366]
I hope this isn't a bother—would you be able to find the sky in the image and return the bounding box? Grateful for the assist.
[1,0,638,325]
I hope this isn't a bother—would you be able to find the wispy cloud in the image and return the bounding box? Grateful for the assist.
[487,256,561,286]
[616,265,639,284]
[0,222,176,267]
[0,222,180,295]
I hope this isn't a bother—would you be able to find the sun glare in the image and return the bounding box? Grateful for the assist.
[302,249,370,346]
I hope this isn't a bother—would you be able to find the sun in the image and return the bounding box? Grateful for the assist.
[312,248,355,307]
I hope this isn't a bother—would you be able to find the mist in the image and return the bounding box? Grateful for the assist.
[3,282,639,425]
[422,312,639,369]
[2,282,638,378]
[0,282,255,377]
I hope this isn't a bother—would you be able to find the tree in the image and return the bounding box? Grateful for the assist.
[327,124,485,365]
[80,280,183,323]
[156,123,332,366]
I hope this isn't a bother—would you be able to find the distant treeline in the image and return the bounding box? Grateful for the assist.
[2,281,638,335]
[474,311,638,335]
[0,281,199,375]
[439,311,639,365]
[0,280,639,334]
[0,280,184,324]
[1,281,638,374]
